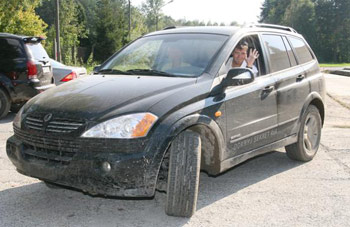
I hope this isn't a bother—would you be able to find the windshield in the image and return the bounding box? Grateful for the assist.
[101,33,228,77]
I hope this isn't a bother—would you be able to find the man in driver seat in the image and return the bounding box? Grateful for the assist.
[228,41,259,76]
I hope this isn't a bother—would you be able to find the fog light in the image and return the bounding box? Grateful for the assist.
[102,162,111,172]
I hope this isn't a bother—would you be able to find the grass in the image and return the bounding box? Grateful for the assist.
[319,63,350,67]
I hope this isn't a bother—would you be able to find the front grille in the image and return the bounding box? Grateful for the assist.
[25,113,84,133]
[14,123,150,167]
[23,144,75,165]
[14,127,80,152]
[14,127,79,165]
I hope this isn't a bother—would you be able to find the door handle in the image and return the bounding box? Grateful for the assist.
[297,74,305,81]
[262,85,274,93]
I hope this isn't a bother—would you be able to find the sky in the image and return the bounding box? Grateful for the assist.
[131,0,265,25]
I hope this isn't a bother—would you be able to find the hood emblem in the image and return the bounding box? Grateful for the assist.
[44,113,53,122]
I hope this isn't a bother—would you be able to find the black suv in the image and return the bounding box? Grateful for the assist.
[0,33,55,118]
[7,25,325,217]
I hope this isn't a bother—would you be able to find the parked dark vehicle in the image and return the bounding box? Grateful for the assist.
[0,33,55,118]
[50,59,87,85]
[7,25,325,217]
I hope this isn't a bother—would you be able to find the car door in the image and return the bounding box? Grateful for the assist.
[223,35,278,159]
[270,35,312,138]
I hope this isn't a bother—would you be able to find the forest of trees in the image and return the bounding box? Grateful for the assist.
[0,0,349,64]
[1,0,233,64]
[260,0,350,63]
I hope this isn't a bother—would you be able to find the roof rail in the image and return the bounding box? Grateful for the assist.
[163,26,176,30]
[249,23,298,33]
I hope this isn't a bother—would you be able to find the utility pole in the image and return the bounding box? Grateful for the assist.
[128,0,131,41]
[55,0,61,62]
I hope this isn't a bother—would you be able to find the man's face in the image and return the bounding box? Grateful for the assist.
[232,47,247,65]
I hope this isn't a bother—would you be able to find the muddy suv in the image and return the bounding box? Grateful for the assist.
[7,24,325,217]
[0,33,55,118]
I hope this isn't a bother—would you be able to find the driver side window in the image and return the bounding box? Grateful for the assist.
[223,35,266,77]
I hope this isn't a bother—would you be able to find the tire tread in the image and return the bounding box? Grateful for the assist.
[165,131,201,217]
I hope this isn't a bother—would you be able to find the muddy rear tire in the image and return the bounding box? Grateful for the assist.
[286,105,322,161]
[165,130,201,217]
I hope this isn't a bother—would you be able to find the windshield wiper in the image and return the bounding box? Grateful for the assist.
[98,69,132,75]
[126,69,175,77]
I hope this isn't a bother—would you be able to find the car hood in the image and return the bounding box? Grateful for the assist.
[25,74,197,120]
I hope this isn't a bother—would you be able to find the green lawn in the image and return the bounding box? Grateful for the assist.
[319,63,350,67]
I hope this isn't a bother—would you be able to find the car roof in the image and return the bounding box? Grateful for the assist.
[0,33,45,42]
[144,24,302,38]
[0,33,25,39]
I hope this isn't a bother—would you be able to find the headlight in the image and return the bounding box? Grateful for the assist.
[81,113,158,138]
[13,107,24,129]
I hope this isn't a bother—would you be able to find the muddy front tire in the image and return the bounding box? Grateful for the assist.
[165,130,201,217]
[286,105,322,161]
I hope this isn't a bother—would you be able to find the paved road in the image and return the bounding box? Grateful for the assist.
[0,74,349,226]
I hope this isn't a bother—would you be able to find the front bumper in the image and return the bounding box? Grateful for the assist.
[6,134,159,197]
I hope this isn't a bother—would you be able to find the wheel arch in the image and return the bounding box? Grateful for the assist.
[309,98,325,126]
[301,92,325,126]
[158,114,226,177]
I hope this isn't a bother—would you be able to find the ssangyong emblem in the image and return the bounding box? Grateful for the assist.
[43,113,53,122]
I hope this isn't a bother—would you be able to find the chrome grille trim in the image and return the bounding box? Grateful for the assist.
[26,117,44,123]
[26,125,43,131]
[26,121,43,127]
[25,113,85,134]
[50,121,83,126]
[47,125,80,130]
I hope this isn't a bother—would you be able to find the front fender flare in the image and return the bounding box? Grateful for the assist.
[148,114,226,182]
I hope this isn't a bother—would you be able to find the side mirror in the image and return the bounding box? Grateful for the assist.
[93,65,101,74]
[223,68,254,88]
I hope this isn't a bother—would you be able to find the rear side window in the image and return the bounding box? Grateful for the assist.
[288,37,313,64]
[282,36,297,67]
[0,38,25,59]
[262,35,290,73]
[26,43,49,60]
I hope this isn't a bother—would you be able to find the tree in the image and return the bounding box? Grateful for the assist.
[259,0,291,24]
[0,0,47,36]
[259,0,350,63]
[282,0,317,54]
[142,0,166,31]
[129,6,149,40]
[94,0,128,62]
[314,0,350,62]
[36,0,87,64]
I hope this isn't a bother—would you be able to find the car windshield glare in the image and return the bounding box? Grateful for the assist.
[101,33,228,77]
